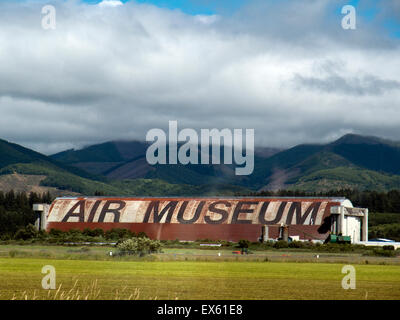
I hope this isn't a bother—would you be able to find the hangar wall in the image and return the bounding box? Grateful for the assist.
[41,197,348,242]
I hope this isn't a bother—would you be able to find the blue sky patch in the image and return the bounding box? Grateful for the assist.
[82,0,245,15]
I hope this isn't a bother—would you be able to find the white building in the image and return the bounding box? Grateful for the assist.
[330,201,368,243]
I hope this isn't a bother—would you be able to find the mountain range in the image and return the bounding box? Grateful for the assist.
[0,133,400,196]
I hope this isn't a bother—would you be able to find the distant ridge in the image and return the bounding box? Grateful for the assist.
[0,134,399,195]
[0,139,250,196]
[50,134,400,192]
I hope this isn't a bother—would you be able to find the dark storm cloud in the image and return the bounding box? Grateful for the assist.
[0,0,399,154]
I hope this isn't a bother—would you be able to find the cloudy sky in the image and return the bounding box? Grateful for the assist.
[0,0,399,154]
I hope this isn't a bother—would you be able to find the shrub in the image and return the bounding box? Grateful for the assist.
[82,228,105,237]
[196,238,214,243]
[117,237,162,256]
[218,240,232,247]
[371,248,396,257]
[105,228,135,240]
[273,240,289,249]
[168,239,181,245]
[238,239,250,249]
[318,243,356,252]
[363,247,397,257]
[36,230,48,240]
[14,224,38,240]
[137,231,147,238]
[67,229,82,235]
[58,229,86,242]
[0,233,12,241]
[259,241,274,249]
[82,228,93,237]
[288,241,304,248]
[49,228,64,237]
[93,228,105,237]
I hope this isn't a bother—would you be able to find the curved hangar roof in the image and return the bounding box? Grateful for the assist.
[47,196,351,225]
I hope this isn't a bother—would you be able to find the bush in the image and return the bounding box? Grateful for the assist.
[67,229,82,235]
[369,223,400,242]
[218,240,232,247]
[105,228,135,240]
[137,232,147,238]
[317,243,356,252]
[370,248,396,257]
[288,241,305,248]
[238,239,250,249]
[49,228,64,237]
[196,238,214,243]
[14,224,38,240]
[273,240,289,249]
[35,230,48,240]
[258,241,274,249]
[117,237,162,256]
[0,233,12,241]
[82,228,104,237]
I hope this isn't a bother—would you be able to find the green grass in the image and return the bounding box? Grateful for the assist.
[1,243,399,263]
[0,257,399,300]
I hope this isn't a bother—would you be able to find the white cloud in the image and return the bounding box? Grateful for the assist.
[98,1,123,8]
[0,0,399,154]
[194,14,219,25]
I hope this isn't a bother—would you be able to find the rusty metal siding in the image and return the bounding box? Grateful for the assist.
[46,222,263,242]
[46,197,342,241]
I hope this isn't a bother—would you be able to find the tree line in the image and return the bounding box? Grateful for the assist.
[251,188,400,213]
[0,190,52,238]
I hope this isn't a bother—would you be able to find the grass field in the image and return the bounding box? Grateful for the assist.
[1,256,399,300]
[1,244,399,264]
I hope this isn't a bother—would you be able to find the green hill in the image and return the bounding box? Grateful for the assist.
[290,166,400,192]
[48,134,400,192]
[0,139,248,196]
[3,133,400,195]
[51,141,149,176]
[327,134,400,175]
[0,162,122,195]
[51,141,255,186]
[250,134,400,191]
